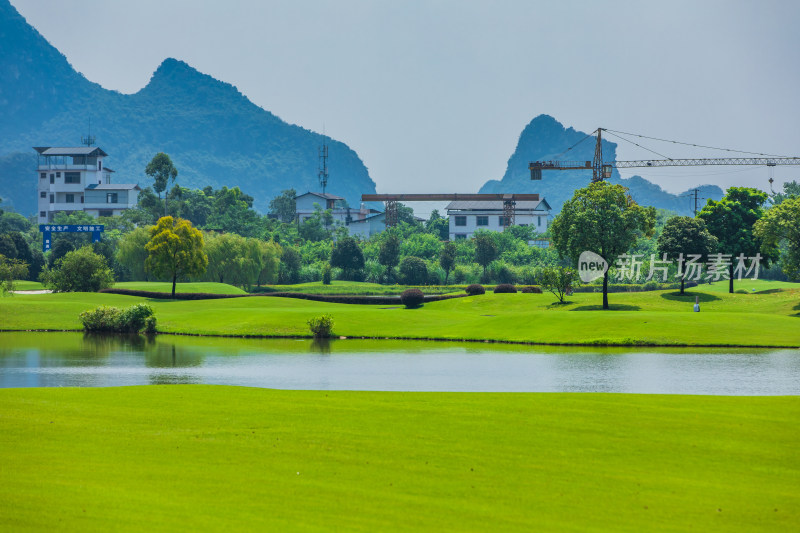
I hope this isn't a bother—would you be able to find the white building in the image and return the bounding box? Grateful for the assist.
[35,146,140,223]
[295,191,386,238]
[446,198,552,242]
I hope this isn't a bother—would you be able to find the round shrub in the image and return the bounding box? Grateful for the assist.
[400,288,425,308]
[465,284,485,295]
[520,285,543,294]
[493,283,517,294]
[322,264,332,285]
[307,314,334,338]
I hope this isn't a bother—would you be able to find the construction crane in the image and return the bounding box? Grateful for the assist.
[529,128,800,183]
[361,193,540,227]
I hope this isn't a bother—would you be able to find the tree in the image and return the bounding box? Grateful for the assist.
[769,180,800,206]
[399,256,428,285]
[249,239,281,287]
[697,187,773,293]
[0,254,28,295]
[145,216,208,298]
[754,197,800,280]
[378,232,401,282]
[40,245,114,293]
[279,246,302,284]
[539,266,577,304]
[330,236,365,281]
[473,231,498,280]
[550,181,655,309]
[439,241,457,284]
[426,209,449,240]
[656,216,718,294]
[269,189,297,223]
[116,227,152,281]
[145,153,178,217]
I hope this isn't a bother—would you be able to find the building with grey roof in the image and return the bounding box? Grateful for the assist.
[36,146,140,223]
[446,198,551,245]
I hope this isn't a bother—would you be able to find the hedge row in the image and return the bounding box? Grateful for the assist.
[98,288,468,305]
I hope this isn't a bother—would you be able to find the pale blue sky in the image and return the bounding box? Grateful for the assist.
[12,0,800,208]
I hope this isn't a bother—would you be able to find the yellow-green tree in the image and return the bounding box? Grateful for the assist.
[145,216,207,298]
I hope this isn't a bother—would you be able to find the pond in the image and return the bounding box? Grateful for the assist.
[0,332,798,395]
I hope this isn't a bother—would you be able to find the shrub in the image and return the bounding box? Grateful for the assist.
[322,263,332,285]
[307,314,334,338]
[41,245,114,292]
[642,280,660,291]
[399,256,428,285]
[80,303,156,333]
[453,266,468,284]
[493,283,517,293]
[465,284,485,295]
[490,261,516,284]
[540,266,577,303]
[400,288,425,308]
[521,285,542,293]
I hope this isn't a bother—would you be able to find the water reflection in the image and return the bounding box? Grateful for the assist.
[0,332,798,394]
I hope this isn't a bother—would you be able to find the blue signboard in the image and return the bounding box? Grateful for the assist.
[39,224,104,252]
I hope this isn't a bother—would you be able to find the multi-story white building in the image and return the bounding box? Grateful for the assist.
[446,198,552,243]
[35,146,140,223]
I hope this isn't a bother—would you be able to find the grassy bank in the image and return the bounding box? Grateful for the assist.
[0,280,798,347]
[0,387,796,532]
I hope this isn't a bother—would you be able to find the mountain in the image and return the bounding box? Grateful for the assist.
[0,0,375,215]
[479,115,724,215]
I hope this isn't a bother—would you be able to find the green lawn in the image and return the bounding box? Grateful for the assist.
[1,280,798,346]
[0,387,796,532]
[260,280,462,295]
[11,280,45,291]
[113,281,248,294]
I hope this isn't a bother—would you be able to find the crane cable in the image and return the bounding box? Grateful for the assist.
[604,128,794,158]
[602,129,674,161]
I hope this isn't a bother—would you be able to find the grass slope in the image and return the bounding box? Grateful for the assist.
[112,281,247,295]
[0,387,796,532]
[0,281,798,347]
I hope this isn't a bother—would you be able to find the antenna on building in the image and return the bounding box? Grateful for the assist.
[81,117,96,147]
[318,127,329,194]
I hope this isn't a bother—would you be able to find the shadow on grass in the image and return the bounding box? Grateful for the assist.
[569,304,641,311]
[546,301,575,309]
[660,291,721,303]
[792,302,800,317]
[754,288,784,295]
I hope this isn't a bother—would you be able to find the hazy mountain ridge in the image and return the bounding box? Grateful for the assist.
[0,0,375,215]
[480,115,724,215]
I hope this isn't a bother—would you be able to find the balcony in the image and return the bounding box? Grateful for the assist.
[38,164,95,171]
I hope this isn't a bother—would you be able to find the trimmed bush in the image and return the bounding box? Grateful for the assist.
[465,284,485,295]
[308,314,334,338]
[400,288,425,308]
[322,264,332,285]
[80,303,156,334]
[493,284,517,294]
[521,285,543,294]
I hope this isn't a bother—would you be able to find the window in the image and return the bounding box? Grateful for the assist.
[455,234,467,240]
[40,211,46,218]
[80,195,84,204]
[66,194,74,203]
[106,193,118,204]
[476,215,488,226]
[50,174,54,184]
[98,161,102,171]
[538,216,542,227]
[40,172,46,179]
[498,216,509,226]
[455,215,467,226]
[40,191,46,198]
[56,172,61,178]
[64,172,80,184]
[99,210,113,217]
[49,194,54,204]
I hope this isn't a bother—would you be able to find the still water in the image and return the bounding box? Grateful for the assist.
[0,332,798,394]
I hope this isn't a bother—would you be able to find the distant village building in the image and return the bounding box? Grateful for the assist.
[35,146,140,223]
[446,198,552,245]
[294,191,387,238]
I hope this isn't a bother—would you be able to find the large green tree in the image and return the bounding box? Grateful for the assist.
[754,197,800,280]
[439,241,457,285]
[40,245,114,293]
[697,187,773,293]
[145,153,178,217]
[473,231,498,280]
[269,189,297,223]
[551,181,655,309]
[116,226,153,281]
[656,216,718,294]
[330,236,365,281]
[378,232,401,282]
[145,216,208,298]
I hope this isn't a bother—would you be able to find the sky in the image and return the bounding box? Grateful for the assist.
[11,0,800,212]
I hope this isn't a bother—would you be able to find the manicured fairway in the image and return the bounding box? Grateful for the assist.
[113,281,248,294]
[0,281,798,347]
[0,387,796,531]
